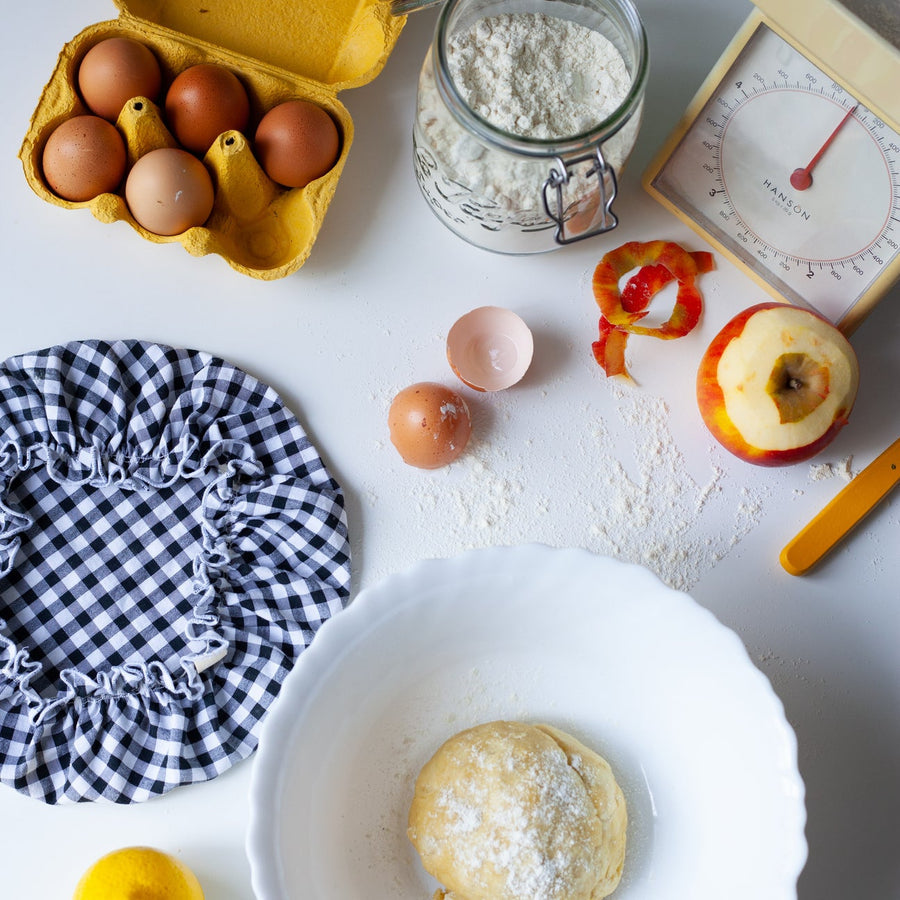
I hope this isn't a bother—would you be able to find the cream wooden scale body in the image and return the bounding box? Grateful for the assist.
[644,0,900,334]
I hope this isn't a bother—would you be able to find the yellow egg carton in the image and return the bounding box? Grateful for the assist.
[19,0,405,280]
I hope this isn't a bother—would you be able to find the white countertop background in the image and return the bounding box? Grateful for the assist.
[1,1,898,897]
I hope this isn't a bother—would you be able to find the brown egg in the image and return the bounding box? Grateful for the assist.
[124,148,215,235]
[164,64,250,155]
[388,382,472,469]
[254,99,341,188]
[42,115,127,202]
[77,37,162,121]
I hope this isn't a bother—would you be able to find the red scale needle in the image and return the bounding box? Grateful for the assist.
[790,104,858,191]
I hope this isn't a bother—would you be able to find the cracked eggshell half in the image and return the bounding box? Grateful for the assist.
[447,306,534,392]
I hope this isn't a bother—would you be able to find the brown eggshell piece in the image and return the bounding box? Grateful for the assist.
[388,382,472,470]
[254,99,341,188]
[41,115,127,202]
[77,37,162,122]
[124,147,215,236]
[164,64,250,155]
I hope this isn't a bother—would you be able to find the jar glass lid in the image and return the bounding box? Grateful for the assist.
[392,0,444,12]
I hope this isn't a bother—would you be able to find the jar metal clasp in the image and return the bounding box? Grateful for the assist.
[542,146,619,245]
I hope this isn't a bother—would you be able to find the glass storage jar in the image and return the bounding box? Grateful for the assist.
[413,0,648,254]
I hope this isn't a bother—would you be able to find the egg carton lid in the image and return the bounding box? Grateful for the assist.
[0,340,351,804]
[117,0,405,91]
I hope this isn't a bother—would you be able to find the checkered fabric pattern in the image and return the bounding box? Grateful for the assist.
[0,341,350,804]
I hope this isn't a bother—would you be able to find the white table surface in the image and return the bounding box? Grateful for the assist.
[1,1,898,898]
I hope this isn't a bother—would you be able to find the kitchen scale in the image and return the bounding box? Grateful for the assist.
[644,0,900,334]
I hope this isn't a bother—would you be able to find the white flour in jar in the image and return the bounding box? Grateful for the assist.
[415,12,639,215]
[448,13,632,140]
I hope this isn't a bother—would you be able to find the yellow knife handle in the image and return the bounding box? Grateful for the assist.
[780,435,900,576]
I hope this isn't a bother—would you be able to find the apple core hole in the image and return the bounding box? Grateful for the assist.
[766,353,829,424]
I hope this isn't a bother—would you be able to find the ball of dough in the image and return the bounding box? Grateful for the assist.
[408,721,627,900]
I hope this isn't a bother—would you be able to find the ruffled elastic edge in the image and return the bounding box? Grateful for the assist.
[0,344,350,804]
[0,435,258,717]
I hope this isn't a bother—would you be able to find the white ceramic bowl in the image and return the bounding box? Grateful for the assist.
[247,545,807,900]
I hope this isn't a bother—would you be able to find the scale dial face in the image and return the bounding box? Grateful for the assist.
[649,22,900,326]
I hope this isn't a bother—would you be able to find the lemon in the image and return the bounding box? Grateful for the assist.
[73,846,204,899]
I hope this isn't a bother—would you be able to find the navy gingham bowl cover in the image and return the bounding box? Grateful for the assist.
[0,341,350,804]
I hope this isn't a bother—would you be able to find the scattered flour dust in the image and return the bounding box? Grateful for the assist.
[808,456,856,483]
[580,383,764,590]
[365,379,768,593]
